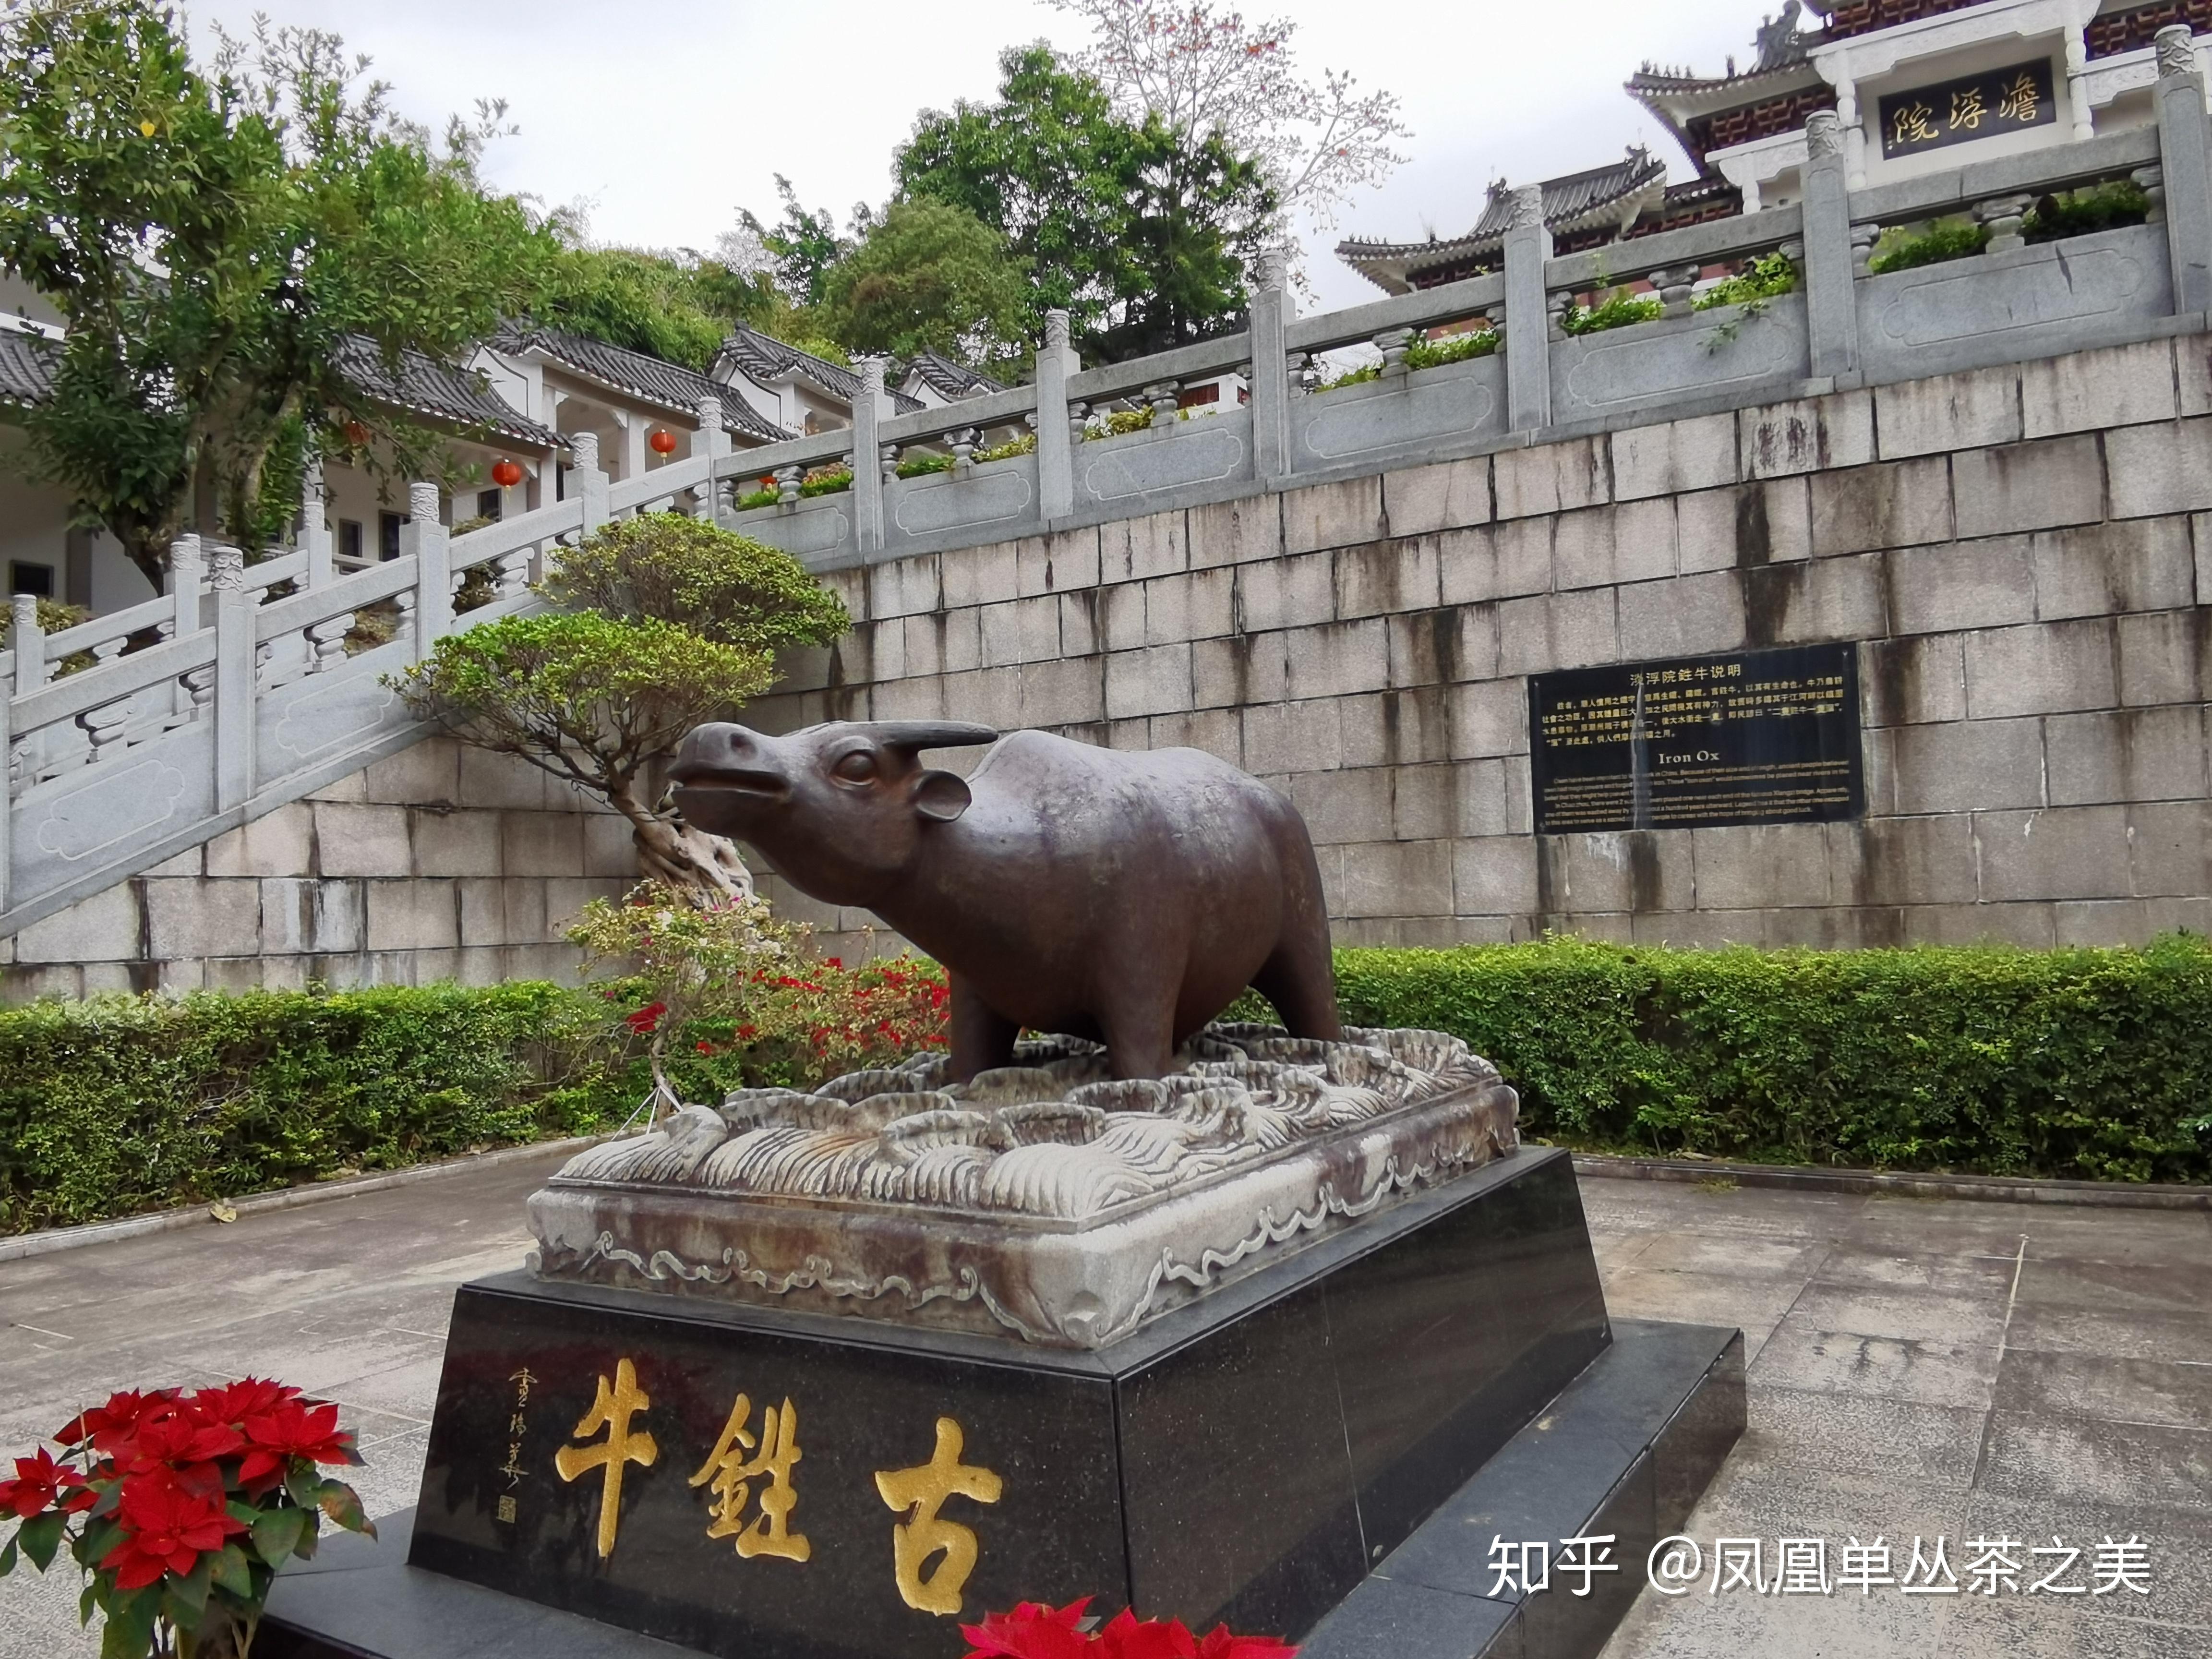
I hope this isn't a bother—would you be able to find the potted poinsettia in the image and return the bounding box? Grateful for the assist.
[0,1379,373,1659]
[963,1598,1297,1659]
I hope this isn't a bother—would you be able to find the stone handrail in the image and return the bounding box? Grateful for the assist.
[6,28,2212,942]
[706,27,2212,571]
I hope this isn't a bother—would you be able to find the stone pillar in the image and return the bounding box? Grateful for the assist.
[571,432,608,541]
[301,459,333,589]
[8,593,41,695]
[1246,247,1292,487]
[693,395,729,522]
[1034,308,1077,520]
[401,481,450,660]
[2064,29,2095,143]
[1503,185,1553,433]
[2155,25,2212,318]
[209,544,254,811]
[1803,111,1862,380]
[0,660,10,912]
[1834,76,1867,190]
[849,356,889,556]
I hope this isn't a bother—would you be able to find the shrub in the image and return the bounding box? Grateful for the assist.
[2024,180,2150,243]
[1315,363,1380,391]
[1693,251,1798,310]
[1867,217,1990,274]
[975,433,1036,461]
[1320,936,2212,1182]
[0,983,625,1234]
[896,452,956,479]
[1560,290,1662,336]
[734,484,781,511]
[1405,327,1497,368]
[1084,406,1158,439]
[798,465,853,498]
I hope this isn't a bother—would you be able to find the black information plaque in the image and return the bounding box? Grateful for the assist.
[1877,57,2055,159]
[1529,642,1863,834]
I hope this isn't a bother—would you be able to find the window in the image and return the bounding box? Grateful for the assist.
[379,511,405,561]
[339,519,364,564]
[8,560,55,597]
[476,488,503,523]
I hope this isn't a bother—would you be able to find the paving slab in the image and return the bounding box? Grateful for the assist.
[4,1158,2209,1658]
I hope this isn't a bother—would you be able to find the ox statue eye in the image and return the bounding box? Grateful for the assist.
[832,750,878,783]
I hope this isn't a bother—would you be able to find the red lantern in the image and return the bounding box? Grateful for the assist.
[649,427,679,456]
[342,419,370,448]
[491,457,524,488]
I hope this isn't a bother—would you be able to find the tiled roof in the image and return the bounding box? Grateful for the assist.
[1335,150,1672,293]
[332,337,559,449]
[501,324,792,443]
[712,326,925,415]
[0,328,56,409]
[0,328,564,450]
[902,350,1008,400]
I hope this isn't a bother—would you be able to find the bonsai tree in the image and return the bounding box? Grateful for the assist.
[392,515,848,900]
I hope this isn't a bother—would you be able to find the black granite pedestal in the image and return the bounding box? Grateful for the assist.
[257,1148,1739,1659]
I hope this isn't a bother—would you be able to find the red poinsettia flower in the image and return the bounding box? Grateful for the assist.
[1191,1628,1296,1659]
[0,1447,96,1519]
[962,1599,1096,1659]
[237,1399,352,1485]
[126,1406,246,1468]
[1093,1609,1198,1659]
[188,1377,300,1429]
[55,1387,179,1454]
[626,1001,667,1035]
[100,1470,248,1590]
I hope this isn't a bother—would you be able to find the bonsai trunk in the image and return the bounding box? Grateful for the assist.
[614,784,755,904]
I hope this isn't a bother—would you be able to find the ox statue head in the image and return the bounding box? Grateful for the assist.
[668,720,998,905]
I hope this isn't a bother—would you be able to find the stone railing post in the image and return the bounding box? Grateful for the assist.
[1246,247,1292,487]
[1035,308,1077,520]
[693,396,729,522]
[2154,25,2212,317]
[1503,185,1553,432]
[0,656,11,911]
[1802,110,1862,379]
[849,357,889,555]
[166,534,202,643]
[570,431,608,541]
[301,458,332,588]
[11,593,46,694]
[209,544,254,810]
[400,482,450,660]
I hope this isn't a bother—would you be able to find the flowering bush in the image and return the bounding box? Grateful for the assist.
[963,1599,1295,1659]
[0,1380,371,1659]
[566,880,950,1108]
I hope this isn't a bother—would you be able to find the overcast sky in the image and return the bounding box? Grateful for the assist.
[179,0,1764,314]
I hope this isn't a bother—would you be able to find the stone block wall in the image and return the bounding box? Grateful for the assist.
[749,334,2212,955]
[0,738,630,1001]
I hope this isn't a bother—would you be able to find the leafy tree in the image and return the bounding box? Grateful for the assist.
[0,2,552,586]
[538,242,779,370]
[393,516,849,901]
[735,173,854,310]
[817,196,1031,365]
[897,44,1274,358]
[896,46,1132,347]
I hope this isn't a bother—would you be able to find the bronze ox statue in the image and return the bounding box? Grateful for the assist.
[668,720,1340,1082]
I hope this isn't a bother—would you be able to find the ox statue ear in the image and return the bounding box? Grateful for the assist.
[912,769,972,823]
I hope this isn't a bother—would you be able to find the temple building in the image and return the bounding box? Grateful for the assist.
[1338,0,2211,292]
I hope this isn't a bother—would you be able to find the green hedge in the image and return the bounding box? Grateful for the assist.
[1330,937,2212,1184]
[0,983,627,1234]
[8,938,2211,1236]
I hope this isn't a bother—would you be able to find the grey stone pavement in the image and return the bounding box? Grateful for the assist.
[1,1156,2207,1658]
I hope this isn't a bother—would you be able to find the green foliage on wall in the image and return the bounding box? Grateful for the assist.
[1867,217,1991,275]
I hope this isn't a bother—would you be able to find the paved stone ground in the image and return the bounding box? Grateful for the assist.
[1,1157,2206,1658]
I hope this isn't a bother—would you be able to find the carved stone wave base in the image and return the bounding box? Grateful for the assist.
[285,1146,1618,1659]
[528,1024,1520,1349]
